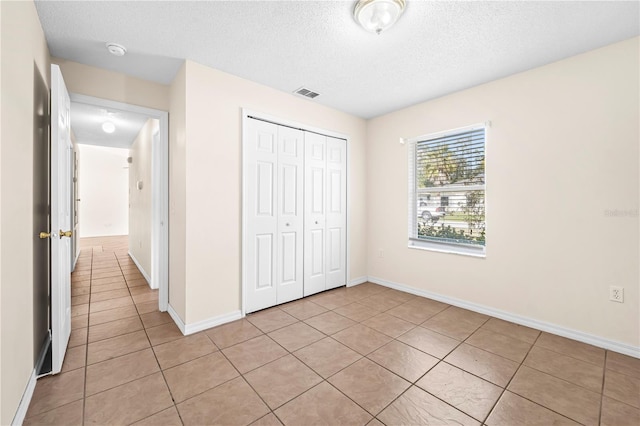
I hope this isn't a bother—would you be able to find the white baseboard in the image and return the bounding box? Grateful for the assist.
[348,276,369,287]
[127,250,153,289]
[167,304,242,336]
[368,275,640,359]
[12,369,37,426]
[167,304,186,334]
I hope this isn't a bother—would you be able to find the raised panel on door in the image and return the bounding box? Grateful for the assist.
[303,132,326,296]
[255,234,274,289]
[325,137,347,289]
[276,126,304,304]
[246,119,278,312]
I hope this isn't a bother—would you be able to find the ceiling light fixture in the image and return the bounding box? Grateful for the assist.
[354,0,406,35]
[102,121,116,134]
[106,42,127,57]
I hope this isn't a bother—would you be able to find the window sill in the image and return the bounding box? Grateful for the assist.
[408,240,486,258]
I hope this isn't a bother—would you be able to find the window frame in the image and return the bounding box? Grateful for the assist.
[407,123,487,258]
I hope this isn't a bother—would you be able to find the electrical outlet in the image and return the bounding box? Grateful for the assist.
[378,249,384,258]
[609,286,624,303]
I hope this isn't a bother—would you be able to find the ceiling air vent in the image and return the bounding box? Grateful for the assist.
[294,87,320,99]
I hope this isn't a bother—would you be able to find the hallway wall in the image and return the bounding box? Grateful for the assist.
[51,58,170,112]
[0,1,50,424]
[77,144,129,238]
[129,118,157,280]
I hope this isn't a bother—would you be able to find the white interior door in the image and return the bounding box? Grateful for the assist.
[304,133,326,296]
[246,119,279,312]
[325,137,347,289]
[276,126,304,304]
[50,64,72,374]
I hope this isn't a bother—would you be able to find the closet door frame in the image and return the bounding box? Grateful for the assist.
[241,109,351,316]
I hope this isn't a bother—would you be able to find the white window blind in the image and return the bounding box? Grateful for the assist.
[408,124,486,256]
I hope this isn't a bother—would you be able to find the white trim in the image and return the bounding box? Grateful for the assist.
[348,276,369,287]
[167,304,243,336]
[346,129,351,299]
[167,304,186,335]
[184,311,243,335]
[405,122,487,145]
[127,250,151,287]
[12,369,37,426]
[408,240,485,258]
[368,276,640,359]
[70,94,169,312]
[241,108,350,316]
[407,122,487,258]
[241,113,249,318]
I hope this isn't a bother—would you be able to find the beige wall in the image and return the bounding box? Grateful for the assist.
[129,119,157,279]
[51,58,170,112]
[169,63,187,319]
[366,37,639,347]
[175,60,367,324]
[77,145,129,237]
[0,1,50,424]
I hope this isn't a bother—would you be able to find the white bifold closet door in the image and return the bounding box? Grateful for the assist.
[304,133,347,296]
[246,119,304,313]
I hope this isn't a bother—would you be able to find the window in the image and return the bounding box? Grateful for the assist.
[408,124,486,257]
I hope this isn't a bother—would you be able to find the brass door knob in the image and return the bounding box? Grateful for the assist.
[39,232,51,239]
[59,230,73,238]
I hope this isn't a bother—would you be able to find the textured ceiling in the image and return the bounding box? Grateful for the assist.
[71,101,151,149]
[36,1,639,119]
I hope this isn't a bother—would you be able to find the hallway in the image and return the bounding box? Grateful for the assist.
[24,236,180,424]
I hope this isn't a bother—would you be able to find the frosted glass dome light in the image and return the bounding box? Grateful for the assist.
[102,121,116,134]
[354,0,406,35]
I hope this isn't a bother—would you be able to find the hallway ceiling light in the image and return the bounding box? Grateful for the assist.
[354,0,406,35]
[106,42,127,56]
[102,121,116,133]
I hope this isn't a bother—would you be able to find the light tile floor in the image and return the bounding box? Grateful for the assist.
[24,236,640,425]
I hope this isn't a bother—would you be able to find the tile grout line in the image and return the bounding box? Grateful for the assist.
[266,291,457,422]
[599,350,608,425]
[373,341,461,424]
[239,301,410,423]
[211,335,279,423]
[58,275,635,426]
[116,248,184,425]
[483,332,585,425]
[84,244,156,424]
[531,340,609,369]
[252,289,596,425]
[478,329,542,425]
[80,245,96,426]
[365,317,475,424]
[256,294,466,423]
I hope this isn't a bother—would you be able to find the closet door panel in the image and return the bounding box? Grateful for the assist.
[276,126,304,304]
[304,133,326,296]
[325,137,347,289]
[246,120,279,312]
